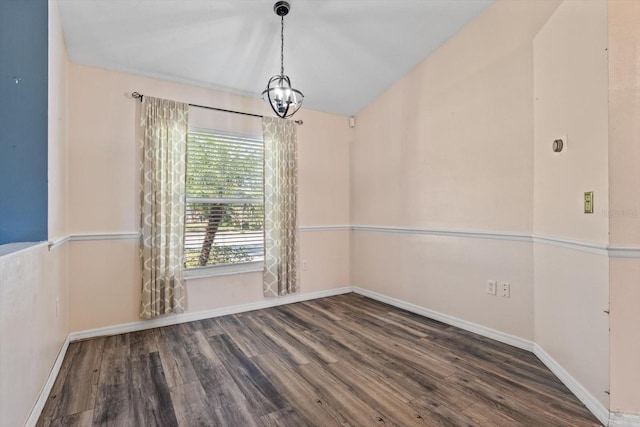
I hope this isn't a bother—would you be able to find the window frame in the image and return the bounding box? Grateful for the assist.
[183,127,265,277]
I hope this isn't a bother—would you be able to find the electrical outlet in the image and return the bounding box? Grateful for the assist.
[486,280,497,295]
[302,260,309,271]
[500,282,510,298]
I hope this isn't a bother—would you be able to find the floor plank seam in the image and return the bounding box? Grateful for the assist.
[36,294,603,427]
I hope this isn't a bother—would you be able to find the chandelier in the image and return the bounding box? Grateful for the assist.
[262,1,304,119]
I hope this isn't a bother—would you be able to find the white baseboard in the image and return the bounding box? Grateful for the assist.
[352,287,534,352]
[32,286,638,427]
[351,287,620,425]
[27,287,352,425]
[610,412,640,427]
[533,344,610,426]
[25,335,70,427]
[69,286,353,342]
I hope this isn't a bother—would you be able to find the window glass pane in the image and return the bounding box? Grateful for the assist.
[185,129,264,269]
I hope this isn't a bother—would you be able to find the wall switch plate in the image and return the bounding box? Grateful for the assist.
[486,280,497,295]
[500,282,510,298]
[584,191,594,214]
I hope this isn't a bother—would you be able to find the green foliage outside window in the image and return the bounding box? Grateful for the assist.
[185,131,264,268]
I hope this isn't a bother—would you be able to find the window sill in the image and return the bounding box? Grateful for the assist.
[184,261,263,279]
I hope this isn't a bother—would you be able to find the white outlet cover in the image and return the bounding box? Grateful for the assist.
[486,280,497,295]
[500,282,510,298]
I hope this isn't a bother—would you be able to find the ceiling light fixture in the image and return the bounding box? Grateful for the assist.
[262,1,304,119]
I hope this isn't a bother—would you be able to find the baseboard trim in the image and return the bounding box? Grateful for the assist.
[69,287,354,342]
[610,412,640,427]
[28,288,352,425]
[33,286,633,427]
[351,287,534,352]
[352,287,618,425]
[25,335,70,427]
[533,344,610,426]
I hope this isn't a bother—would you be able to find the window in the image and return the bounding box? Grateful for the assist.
[184,128,264,270]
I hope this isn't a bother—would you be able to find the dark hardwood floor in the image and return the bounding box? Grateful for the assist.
[37,293,601,426]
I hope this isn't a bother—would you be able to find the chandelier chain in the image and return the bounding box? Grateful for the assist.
[280,15,284,76]
[262,1,304,119]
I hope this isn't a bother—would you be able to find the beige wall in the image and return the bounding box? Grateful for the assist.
[66,64,351,332]
[8,0,637,423]
[350,0,561,341]
[351,0,619,415]
[0,2,70,425]
[609,259,640,415]
[0,245,69,427]
[48,0,71,361]
[48,0,68,241]
[533,0,609,244]
[608,0,640,247]
[67,232,351,332]
[608,0,640,415]
[352,0,560,232]
[184,231,350,313]
[533,245,610,405]
[352,233,534,339]
[533,0,610,409]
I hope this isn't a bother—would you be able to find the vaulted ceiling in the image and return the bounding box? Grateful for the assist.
[57,0,493,116]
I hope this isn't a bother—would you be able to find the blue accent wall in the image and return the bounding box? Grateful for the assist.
[0,0,49,245]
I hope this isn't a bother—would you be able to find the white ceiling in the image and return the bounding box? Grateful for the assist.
[56,0,493,116]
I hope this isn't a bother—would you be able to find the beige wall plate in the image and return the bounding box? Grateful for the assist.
[584,191,594,214]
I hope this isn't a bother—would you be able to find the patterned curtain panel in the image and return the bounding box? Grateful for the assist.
[263,117,299,297]
[139,96,189,319]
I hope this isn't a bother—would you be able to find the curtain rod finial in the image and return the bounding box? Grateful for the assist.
[131,92,143,102]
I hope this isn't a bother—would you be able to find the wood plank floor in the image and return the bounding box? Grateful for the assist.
[37,293,602,426]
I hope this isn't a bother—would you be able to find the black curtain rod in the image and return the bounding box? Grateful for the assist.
[131,92,303,125]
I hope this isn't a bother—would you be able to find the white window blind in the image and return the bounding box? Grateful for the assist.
[185,129,264,269]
